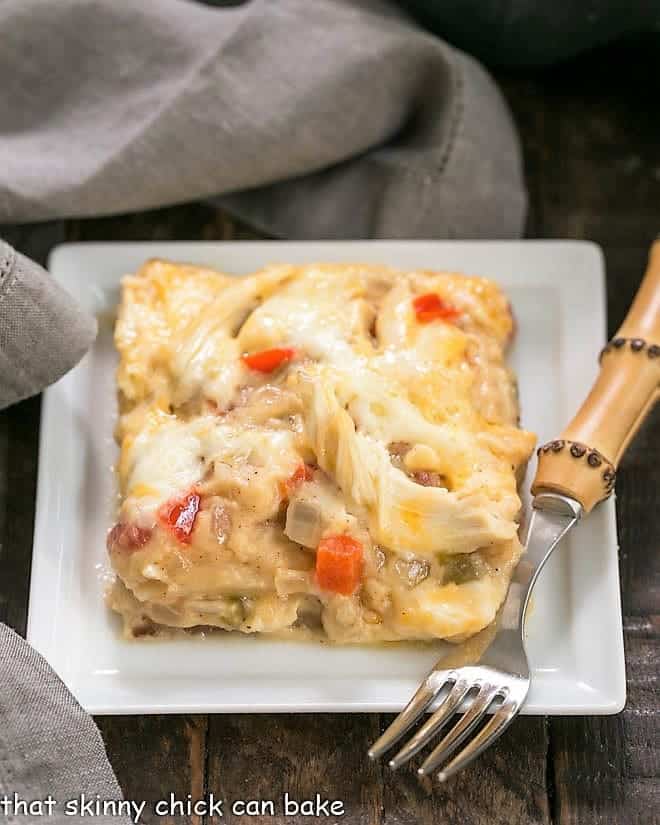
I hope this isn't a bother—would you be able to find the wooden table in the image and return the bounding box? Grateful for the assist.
[1,35,658,825]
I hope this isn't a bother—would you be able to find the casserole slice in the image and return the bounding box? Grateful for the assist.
[107,259,535,642]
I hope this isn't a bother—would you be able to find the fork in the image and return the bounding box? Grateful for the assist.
[369,238,660,781]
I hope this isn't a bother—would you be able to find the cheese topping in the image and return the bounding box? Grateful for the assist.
[109,259,535,643]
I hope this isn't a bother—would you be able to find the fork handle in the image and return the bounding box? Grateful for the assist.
[531,240,660,512]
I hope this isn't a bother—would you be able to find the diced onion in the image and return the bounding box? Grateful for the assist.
[394,557,430,588]
[284,499,323,548]
[141,563,168,582]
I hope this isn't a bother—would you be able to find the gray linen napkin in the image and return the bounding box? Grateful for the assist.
[0,240,96,409]
[0,0,525,239]
[0,625,131,824]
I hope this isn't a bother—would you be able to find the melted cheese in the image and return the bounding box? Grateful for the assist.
[121,413,301,514]
[110,260,534,643]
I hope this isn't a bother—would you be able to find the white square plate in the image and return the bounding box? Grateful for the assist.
[27,241,626,715]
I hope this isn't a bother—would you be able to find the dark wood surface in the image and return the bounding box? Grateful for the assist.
[1,36,658,825]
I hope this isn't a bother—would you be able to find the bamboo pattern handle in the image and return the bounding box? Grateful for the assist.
[531,240,660,512]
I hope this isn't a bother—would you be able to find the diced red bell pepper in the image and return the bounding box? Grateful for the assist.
[158,491,200,544]
[412,293,460,324]
[279,463,314,498]
[242,347,296,373]
[316,534,363,595]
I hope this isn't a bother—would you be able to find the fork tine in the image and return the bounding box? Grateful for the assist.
[435,699,520,782]
[417,683,499,776]
[368,673,451,760]
[388,678,471,769]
